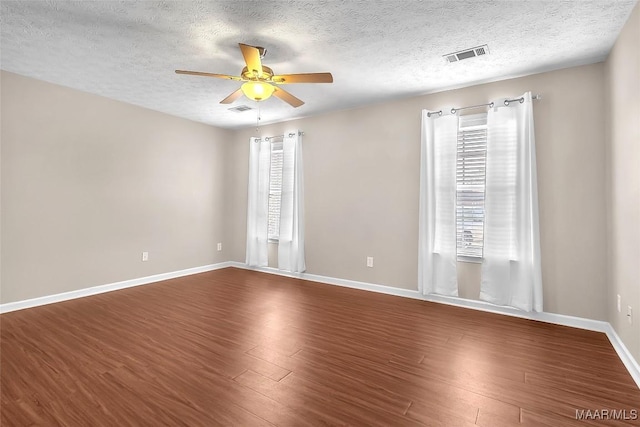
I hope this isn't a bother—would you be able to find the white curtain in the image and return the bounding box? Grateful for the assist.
[278,132,306,272]
[480,92,543,312]
[245,137,270,267]
[418,110,459,296]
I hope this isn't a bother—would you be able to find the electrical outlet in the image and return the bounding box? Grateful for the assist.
[142,251,149,262]
[217,243,222,251]
[617,294,621,312]
[366,257,374,268]
[628,306,633,325]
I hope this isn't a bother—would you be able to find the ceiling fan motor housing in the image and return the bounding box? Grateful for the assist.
[241,66,274,81]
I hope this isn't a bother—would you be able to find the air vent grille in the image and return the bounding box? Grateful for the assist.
[228,105,253,112]
[444,45,490,63]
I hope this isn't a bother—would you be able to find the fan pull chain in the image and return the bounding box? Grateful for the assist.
[255,102,261,134]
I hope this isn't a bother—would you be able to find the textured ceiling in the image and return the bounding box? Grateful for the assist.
[1,1,637,129]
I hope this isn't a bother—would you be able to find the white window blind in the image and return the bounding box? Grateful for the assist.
[456,113,487,259]
[268,142,283,240]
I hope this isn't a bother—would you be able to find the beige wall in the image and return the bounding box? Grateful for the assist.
[1,71,232,303]
[0,62,614,326]
[227,63,608,321]
[605,3,640,362]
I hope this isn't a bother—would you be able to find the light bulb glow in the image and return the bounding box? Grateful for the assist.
[241,82,275,101]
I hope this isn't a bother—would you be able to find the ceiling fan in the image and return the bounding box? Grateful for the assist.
[175,43,333,108]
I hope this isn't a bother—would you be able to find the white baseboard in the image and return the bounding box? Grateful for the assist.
[0,261,234,314]
[230,262,640,389]
[603,325,640,389]
[421,293,611,333]
[230,262,424,301]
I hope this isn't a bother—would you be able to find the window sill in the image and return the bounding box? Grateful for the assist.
[457,255,483,264]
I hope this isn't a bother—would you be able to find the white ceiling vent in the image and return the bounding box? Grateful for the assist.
[444,45,489,63]
[228,105,253,113]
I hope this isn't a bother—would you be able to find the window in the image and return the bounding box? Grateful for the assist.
[456,113,487,260]
[268,142,283,240]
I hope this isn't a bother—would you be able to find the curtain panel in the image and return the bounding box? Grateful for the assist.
[480,92,543,312]
[245,137,270,267]
[278,132,306,273]
[418,111,459,296]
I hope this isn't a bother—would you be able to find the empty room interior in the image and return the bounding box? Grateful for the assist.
[1,1,640,426]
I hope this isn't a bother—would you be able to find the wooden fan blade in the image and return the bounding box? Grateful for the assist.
[272,73,333,84]
[175,70,244,81]
[273,86,304,108]
[239,43,263,78]
[220,88,244,104]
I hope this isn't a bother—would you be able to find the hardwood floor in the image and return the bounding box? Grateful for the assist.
[2,267,639,426]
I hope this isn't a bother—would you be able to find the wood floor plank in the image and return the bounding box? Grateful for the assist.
[476,407,520,427]
[2,268,639,426]
[405,400,478,426]
[278,372,419,425]
[234,369,355,426]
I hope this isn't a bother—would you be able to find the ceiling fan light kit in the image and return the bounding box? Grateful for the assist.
[241,81,275,101]
[176,43,333,108]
